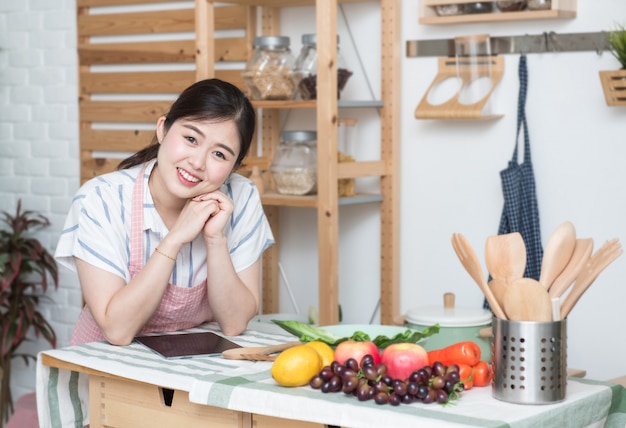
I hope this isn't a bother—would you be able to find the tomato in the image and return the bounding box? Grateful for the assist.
[472,361,492,387]
[458,363,473,390]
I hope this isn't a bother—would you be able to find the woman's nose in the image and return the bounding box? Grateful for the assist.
[188,148,208,170]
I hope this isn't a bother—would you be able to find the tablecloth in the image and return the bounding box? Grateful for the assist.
[36,323,626,428]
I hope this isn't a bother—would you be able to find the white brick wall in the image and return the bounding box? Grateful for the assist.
[0,0,80,399]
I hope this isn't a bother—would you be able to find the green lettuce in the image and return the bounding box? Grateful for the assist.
[271,320,440,348]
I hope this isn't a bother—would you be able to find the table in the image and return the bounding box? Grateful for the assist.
[36,322,626,428]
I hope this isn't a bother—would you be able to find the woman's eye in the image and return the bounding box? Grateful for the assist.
[185,136,197,144]
[214,151,226,160]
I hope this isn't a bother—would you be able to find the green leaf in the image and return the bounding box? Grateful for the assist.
[271,320,441,348]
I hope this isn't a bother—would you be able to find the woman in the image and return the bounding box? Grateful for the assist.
[55,79,274,346]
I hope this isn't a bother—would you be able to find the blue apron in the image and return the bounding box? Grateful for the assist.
[485,55,544,310]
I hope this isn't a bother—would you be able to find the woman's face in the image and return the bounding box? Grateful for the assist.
[154,116,241,199]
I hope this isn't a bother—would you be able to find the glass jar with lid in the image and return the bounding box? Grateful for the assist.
[270,131,317,196]
[496,0,527,11]
[527,0,551,10]
[464,2,494,13]
[242,36,296,100]
[289,34,353,100]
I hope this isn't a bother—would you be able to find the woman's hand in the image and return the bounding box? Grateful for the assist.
[168,196,220,245]
[192,190,234,239]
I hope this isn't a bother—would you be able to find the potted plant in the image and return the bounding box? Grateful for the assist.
[0,200,58,425]
[599,24,626,106]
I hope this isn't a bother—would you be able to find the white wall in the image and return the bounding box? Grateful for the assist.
[1,0,624,399]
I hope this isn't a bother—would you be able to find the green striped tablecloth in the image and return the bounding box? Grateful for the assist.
[36,323,626,428]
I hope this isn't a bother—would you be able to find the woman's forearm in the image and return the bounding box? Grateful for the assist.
[205,235,259,336]
[79,237,183,345]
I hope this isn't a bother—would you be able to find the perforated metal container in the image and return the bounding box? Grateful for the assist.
[492,317,567,404]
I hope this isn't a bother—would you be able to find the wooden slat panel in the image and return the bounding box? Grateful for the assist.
[79,70,244,94]
[78,40,196,64]
[78,6,247,37]
[78,37,246,65]
[80,100,172,122]
[78,0,367,7]
[81,129,154,152]
[78,9,194,37]
[80,71,196,94]
[78,0,190,6]
[81,157,121,182]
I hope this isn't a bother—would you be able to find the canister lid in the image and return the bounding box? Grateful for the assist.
[301,33,340,46]
[405,306,492,327]
[281,130,317,143]
[254,35,290,48]
[405,293,492,327]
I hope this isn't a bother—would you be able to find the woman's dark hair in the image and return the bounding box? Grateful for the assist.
[118,78,255,170]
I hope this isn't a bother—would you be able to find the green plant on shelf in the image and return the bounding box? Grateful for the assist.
[607,24,626,69]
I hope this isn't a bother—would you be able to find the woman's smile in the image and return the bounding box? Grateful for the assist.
[177,167,202,185]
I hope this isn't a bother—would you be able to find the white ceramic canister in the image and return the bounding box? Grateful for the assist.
[404,293,493,362]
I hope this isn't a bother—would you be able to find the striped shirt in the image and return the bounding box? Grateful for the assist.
[55,160,274,287]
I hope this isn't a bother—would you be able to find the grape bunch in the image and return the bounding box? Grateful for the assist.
[308,355,464,406]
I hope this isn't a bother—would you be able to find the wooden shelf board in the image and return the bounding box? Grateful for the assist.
[415,114,505,121]
[251,100,384,109]
[261,192,383,207]
[419,9,575,24]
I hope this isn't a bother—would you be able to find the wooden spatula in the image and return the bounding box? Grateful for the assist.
[548,238,593,298]
[539,221,576,290]
[503,278,553,322]
[222,341,301,361]
[451,233,507,320]
[560,238,622,319]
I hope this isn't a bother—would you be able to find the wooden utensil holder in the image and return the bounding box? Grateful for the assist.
[599,70,626,107]
[415,56,504,120]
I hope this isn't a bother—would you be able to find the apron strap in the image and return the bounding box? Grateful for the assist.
[512,55,532,165]
[129,163,150,275]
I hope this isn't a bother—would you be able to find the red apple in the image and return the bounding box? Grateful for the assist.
[334,340,381,367]
[380,343,429,381]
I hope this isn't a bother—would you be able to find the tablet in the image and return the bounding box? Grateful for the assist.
[135,331,242,359]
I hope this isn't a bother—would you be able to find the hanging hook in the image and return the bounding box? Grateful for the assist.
[596,31,606,55]
[520,34,530,55]
[548,31,563,52]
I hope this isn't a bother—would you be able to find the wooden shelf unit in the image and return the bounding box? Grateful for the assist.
[75,0,400,327]
[243,0,400,326]
[419,0,576,24]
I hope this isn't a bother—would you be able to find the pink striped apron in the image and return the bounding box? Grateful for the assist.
[71,163,210,345]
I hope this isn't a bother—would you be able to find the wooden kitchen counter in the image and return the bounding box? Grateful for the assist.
[36,323,626,428]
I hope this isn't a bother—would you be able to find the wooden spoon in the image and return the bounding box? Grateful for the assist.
[548,238,593,298]
[451,233,507,319]
[488,278,508,310]
[539,221,576,290]
[485,232,526,309]
[560,238,622,319]
[502,277,553,322]
[222,341,301,361]
[485,232,527,283]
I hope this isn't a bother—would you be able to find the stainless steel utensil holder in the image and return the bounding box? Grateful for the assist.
[492,317,566,404]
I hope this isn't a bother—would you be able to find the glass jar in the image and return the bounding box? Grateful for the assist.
[464,2,494,13]
[435,4,465,16]
[242,36,296,100]
[527,0,551,10]
[496,0,527,12]
[270,131,317,196]
[289,34,353,100]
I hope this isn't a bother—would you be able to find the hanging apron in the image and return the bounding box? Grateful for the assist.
[71,162,211,345]
[485,55,544,310]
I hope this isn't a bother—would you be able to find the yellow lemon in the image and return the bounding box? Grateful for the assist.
[271,344,322,387]
[305,341,335,367]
